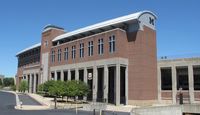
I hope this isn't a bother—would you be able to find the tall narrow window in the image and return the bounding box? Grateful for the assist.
[72,45,76,59]
[88,41,93,56]
[58,49,62,62]
[109,35,115,53]
[79,43,84,58]
[98,38,104,55]
[64,47,68,60]
[51,50,55,63]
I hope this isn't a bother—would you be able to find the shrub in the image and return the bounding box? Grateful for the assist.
[19,81,28,93]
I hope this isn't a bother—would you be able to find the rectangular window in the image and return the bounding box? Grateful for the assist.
[109,35,115,53]
[72,45,76,59]
[194,66,200,90]
[98,38,104,55]
[58,49,62,62]
[64,47,68,60]
[88,41,93,56]
[161,68,172,90]
[79,43,84,58]
[51,50,55,63]
[177,67,189,90]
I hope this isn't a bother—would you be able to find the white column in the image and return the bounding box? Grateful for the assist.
[68,69,71,80]
[93,66,97,102]
[55,71,57,81]
[84,67,88,101]
[172,66,177,104]
[33,73,37,93]
[104,65,108,103]
[75,68,79,80]
[116,64,120,105]
[61,70,64,81]
[188,65,194,103]
[157,67,162,103]
[125,66,128,105]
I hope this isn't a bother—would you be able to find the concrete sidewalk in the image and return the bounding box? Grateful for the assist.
[28,93,136,112]
[18,93,41,105]
[15,93,51,110]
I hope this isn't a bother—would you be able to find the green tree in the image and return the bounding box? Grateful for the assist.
[43,80,56,93]
[64,80,89,101]
[77,81,89,97]
[0,79,2,86]
[19,81,28,93]
[48,80,65,109]
[11,85,16,91]
[49,80,65,97]
[3,78,14,87]
[65,80,79,99]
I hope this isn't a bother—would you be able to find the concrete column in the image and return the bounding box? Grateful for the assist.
[125,66,128,105]
[68,69,71,80]
[55,71,57,81]
[157,67,162,103]
[75,68,79,80]
[61,70,64,81]
[172,66,177,104]
[33,73,37,93]
[84,67,88,101]
[188,65,194,103]
[116,64,120,105]
[93,66,97,102]
[104,65,108,103]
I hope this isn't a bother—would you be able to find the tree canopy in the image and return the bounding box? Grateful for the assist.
[39,80,89,99]
[3,78,14,86]
[0,79,2,86]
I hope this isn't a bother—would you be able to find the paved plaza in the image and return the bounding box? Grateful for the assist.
[0,91,129,115]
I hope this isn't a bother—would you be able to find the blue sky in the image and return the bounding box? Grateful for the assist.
[0,0,200,77]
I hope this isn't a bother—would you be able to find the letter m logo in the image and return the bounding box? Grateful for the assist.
[149,17,154,25]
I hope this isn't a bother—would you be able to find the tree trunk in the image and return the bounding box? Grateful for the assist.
[54,96,57,109]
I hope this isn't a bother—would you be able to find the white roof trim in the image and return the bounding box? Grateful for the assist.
[53,10,156,42]
[16,43,41,56]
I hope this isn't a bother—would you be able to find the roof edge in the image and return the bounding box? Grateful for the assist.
[16,43,41,56]
[52,10,156,42]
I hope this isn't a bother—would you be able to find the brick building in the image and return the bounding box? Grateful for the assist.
[158,57,200,104]
[16,10,157,105]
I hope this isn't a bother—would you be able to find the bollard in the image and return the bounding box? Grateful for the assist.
[20,101,23,108]
[99,109,102,115]
[93,109,95,115]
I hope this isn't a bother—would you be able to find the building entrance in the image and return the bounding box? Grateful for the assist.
[87,69,93,101]
[97,68,104,102]
[120,67,126,104]
[108,66,115,104]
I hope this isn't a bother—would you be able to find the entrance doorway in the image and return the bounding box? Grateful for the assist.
[87,69,93,101]
[97,68,104,102]
[120,67,126,104]
[108,66,115,104]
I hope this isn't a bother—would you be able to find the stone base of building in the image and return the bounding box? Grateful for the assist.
[128,99,158,106]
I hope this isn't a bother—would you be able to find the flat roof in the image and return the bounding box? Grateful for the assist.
[16,43,41,56]
[52,10,156,42]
